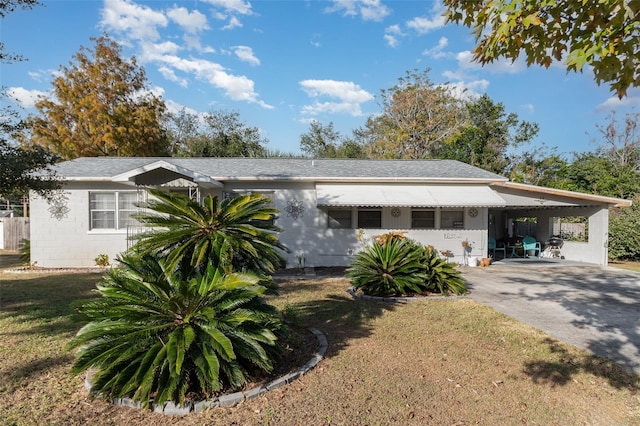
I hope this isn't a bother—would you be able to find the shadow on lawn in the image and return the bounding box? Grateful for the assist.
[282,286,396,358]
[523,337,639,391]
[0,272,101,337]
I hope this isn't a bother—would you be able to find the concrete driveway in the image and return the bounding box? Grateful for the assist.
[462,263,640,376]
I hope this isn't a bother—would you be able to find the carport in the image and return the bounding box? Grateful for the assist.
[488,182,632,266]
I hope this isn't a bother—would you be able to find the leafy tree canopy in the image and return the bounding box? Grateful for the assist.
[435,94,539,174]
[1,1,59,202]
[26,34,170,159]
[362,69,465,159]
[168,109,268,157]
[444,0,640,98]
[299,120,365,158]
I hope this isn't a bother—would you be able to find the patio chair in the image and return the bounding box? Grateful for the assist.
[488,237,506,259]
[522,236,541,257]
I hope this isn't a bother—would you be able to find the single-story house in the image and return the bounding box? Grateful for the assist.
[29,157,631,268]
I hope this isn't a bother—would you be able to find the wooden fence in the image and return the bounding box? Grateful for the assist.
[1,218,30,251]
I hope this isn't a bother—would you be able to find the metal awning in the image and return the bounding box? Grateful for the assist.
[316,184,506,207]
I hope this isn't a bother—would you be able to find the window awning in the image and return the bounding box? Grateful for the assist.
[316,184,506,207]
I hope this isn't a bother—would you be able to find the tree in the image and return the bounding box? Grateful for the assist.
[175,109,268,157]
[435,94,539,174]
[592,110,639,172]
[1,0,58,201]
[69,253,283,407]
[131,189,287,275]
[609,194,640,260]
[0,0,39,62]
[27,35,170,159]
[362,69,464,159]
[298,120,365,158]
[444,0,640,98]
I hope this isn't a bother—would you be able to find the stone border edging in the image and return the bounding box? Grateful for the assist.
[84,327,328,415]
[347,287,468,302]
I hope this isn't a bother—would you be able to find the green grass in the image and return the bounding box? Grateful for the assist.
[609,259,640,273]
[1,255,639,425]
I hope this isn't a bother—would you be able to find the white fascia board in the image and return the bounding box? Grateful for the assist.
[111,160,222,188]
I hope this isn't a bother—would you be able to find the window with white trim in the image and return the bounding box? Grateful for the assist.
[441,210,464,229]
[328,209,352,229]
[357,209,382,228]
[411,210,435,229]
[89,191,138,230]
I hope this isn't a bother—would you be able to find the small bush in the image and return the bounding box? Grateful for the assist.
[94,253,109,267]
[347,234,467,297]
[346,236,427,296]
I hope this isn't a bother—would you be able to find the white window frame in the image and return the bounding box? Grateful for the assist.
[89,191,138,231]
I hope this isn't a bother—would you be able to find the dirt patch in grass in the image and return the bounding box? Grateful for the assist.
[1,267,639,425]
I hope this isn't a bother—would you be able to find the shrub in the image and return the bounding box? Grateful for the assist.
[609,195,640,260]
[422,245,467,295]
[94,253,109,267]
[347,234,467,297]
[346,236,428,296]
[68,253,284,408]
[131,189,288,276]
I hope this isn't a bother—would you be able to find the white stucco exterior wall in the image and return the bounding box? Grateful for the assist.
[30,183,136,268]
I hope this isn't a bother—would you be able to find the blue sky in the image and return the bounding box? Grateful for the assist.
[2,0,639,157]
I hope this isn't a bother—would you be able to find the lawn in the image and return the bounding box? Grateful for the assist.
[1,253,639,425]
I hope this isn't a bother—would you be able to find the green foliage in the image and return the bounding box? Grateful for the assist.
[444,0,640,98]
[169,109,268,157]
[346,234,467,297]
[609,195,640,260]
[299,121,365,158]
[422,246,467,296]
[436,94,539,175]
[362,69,465,159]
[346,236,428,296]
[131,188,288,276]
[0,136,60,200]
[26,35,170,159]
[18,238,30,264]
[68,253,283,407]
[94,254,109,267]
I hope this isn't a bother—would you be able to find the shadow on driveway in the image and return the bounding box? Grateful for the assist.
[463,265,640,379]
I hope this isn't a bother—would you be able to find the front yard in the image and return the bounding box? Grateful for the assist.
[1,253,638,425]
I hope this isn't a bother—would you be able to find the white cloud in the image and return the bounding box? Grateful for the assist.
[152,54,272,108]
[100,0,168,41]
[233,46,260,66]
[202,0,253,15]
[384,24,403,48]
[7,87,48,108]
[597,89,640,110]
[406,2,446,35]
[222,16,243,30]
[455,50,527,74]
[521,103,535,114]
[299,79,374,116]
[167,6,208,34]
[422,36,449,59]
[439,79,490,101]
[326,0,391,22]
[158,66,188,87]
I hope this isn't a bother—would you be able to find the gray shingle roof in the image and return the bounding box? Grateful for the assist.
[52,157,508,182]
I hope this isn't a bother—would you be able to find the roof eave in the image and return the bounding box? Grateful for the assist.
[493,181,632,208]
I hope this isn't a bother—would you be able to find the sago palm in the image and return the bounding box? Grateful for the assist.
[346,236,428,296]
[68,253,284,407]
[423,246,467,295]
[131,188,288,275]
